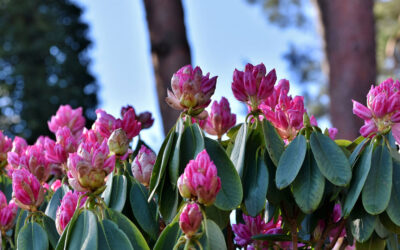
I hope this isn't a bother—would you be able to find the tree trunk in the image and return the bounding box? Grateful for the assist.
[315,0,376,140]
[143,0,191,135]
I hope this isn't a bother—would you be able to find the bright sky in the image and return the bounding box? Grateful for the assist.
[77,0,321,150]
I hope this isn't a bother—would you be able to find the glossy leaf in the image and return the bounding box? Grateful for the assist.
[153,221,181,250]
[310,132,351,186]
[45,184,69,220]
[230,123,248,178]
[262,120,284,166]
[97,219,133,250]
[343,143,373,217]
[66,210,98,250]
[276,134,307,189]
[108,175,128,212]
[204,205,230,229]
[362,144,392,215]
[17,221,49,250]
[159,177,180,223]
[168,119,184,188]
[105,209,150,250]
[348,138,369,168]
[292,148,325,214]
[204,137,243,210]
[350,213,377,243]
[130,181,158,239]
[43,215,60,249]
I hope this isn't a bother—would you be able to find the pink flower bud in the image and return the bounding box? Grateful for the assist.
[0,191,17,233]
[328,128,338,140]
[177,150,221,206]
[360,119,378,138]
[166,65,217,116]
[51,180,62,192]
[131,145,156,187]
[137,112,154,129]
[179,203,202,238]
[48,105,85,138]
[56,191,87,235]
[231,63,276,110]
[204,97,236,139]
[11,136,27,155]
[12,169,44,211]
[67,139,115,192]
[107,128,129,156]
[0,131,12,167]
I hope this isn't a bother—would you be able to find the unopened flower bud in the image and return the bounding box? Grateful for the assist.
[0,191,17,233]
[56,191,87,235]
[12,169,44,211]
[108,128,129,156]
[179,203,202,238]
[131,145,156,187]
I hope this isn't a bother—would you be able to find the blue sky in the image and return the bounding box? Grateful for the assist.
[77,0,321,150]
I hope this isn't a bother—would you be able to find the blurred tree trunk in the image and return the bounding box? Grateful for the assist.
[315,0,376,140]
[143,0,191,135]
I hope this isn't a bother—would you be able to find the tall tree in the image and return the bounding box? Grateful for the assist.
[314,0,376,139]
[0,0,97,142]
[143,0,191,135]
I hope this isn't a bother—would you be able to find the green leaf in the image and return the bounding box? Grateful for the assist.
[17,221,49,250]
[335,139,353,147]
[159,177,180,224]
[243,134,268,216]
[45,184,69,220]
[292,148,325,214]
[350,213,377,243]
[205,219,227,250]
[168,119,184,188]
[355,233,386,250]
[348,138,369,168]
[102,171,114,205]
[130,181,158,239]
[66,210,98,250]
[374,217,390,239]
[386,233,399,250]
[230,123,248,178]
[262,120,284,166]
[204,137,243,210]
[0,175,12,201]
[153,221,181,250]
[276,134,307,189]
[97,219,133,250]
[14,209,28,243]
[108,175,128,212]
[43,215,60,249]
[380,212,400,234]
[105,209,150,250]
[204,205,230,229]
[343,143,373,217]
[149,128,175,198]
[386,159,400,226]
[362,144,392,215]
[310,132,352,186]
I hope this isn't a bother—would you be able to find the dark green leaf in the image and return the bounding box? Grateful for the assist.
[97,219,133,250]
[204,137,243,210]
[0,175,12,201]
[204,219,227,250]
[230,123,248,178]
[45,184,69,220]
[153,221,181,250]
[14,209,28,243]
[276,134,307,189]
[380,212,400,234]
[43,215,60,249]
[168,119,184,188]
[105,209,150,250]
[205,205,230,229]
[350,213,377,243]
[149,128,175,198]
[374,217,389,239]
[17,221,49,250]
[66,210,98,250]
[108,175,128,212]
[159,177,180,224]
[310,132,352,186]
[343,143,373,217]
[292,148,325,214]
[262,120,284,166]
[349,138,369,168]
[252,234,292,241]
[130,181,158,239]
[386,159,400,226]
[355,232,386,250]
[362,144,392,215]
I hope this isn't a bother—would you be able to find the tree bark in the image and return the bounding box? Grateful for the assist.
[143,0,191,135]
[314,0,376,140]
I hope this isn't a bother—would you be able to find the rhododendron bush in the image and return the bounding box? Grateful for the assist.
[0,64,399,250]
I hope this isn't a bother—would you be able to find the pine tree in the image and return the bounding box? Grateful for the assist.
[0,0,97,142]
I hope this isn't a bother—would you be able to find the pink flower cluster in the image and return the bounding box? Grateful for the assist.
[12,168,44,211]
[204,97,236,139]
[232,63,276,111]
[179,203,202,238]
[178,150,221,206]
[67,140,115,192]
[0,131,12,167]
[131,145,156,187]
[353,78,400,142]
[232,214,289,249]
[48,105,86,139]
[121,105,154,130]
[56,191,87,235]
[260,79,305,141]
[0,191,17,234]
[166,65,217,117]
